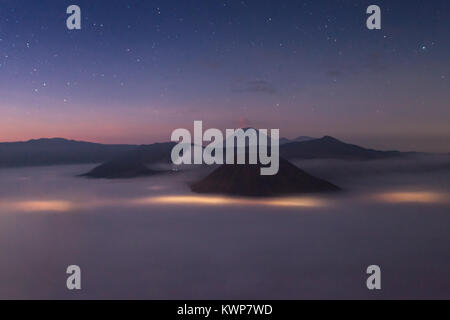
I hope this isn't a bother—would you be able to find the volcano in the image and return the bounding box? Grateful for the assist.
[82,142,176,178]
[191,157,340,197]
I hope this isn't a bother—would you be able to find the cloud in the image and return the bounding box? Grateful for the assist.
[326,70,343,77]
[232,80,276,94]
[238,117,251,128]
[365,52,389,73]
[323,52,389,79]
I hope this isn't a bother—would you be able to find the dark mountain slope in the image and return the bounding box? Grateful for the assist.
[191,157,340,197]
[82,142,176,178]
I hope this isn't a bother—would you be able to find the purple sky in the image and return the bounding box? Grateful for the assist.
[0,0,449,152]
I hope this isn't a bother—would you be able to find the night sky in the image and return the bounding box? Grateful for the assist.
[0,0,449,152]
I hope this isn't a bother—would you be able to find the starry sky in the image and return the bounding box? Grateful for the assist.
[0,0,449,152]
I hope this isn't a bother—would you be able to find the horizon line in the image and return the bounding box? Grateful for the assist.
[0,135,448,155]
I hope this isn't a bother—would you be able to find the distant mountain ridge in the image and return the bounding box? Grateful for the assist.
[0,135,415,172]
[0,138,136,168]
[81,134,413,180]
[279,136,409,160]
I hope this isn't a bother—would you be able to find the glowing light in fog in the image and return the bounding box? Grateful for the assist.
[375,191,448,204]
[4,200,74,212]
[134,195,326,208]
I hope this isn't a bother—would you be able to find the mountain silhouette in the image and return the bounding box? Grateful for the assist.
[191,157,340,197]
[82,142,176,178]
[279,137,291,145]
[280,136,315,145]
[218,133,405,160]
[279,136,407,160]
[0,135,415,174]
[0,138,136,168]
[82,135,414,179]
[294,136,316,142]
